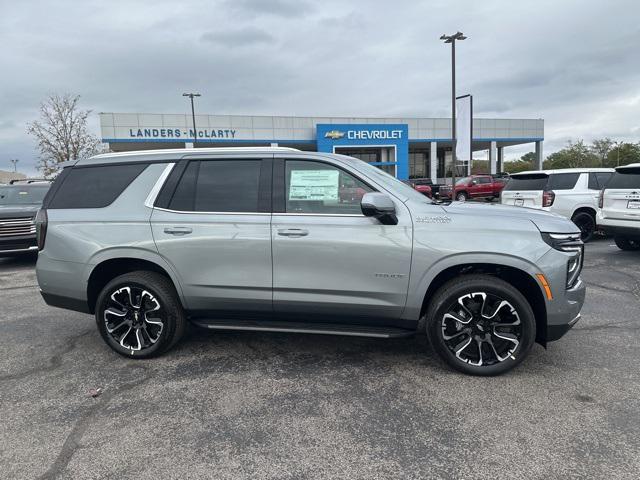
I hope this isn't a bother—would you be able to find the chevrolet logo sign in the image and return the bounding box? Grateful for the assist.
[324,130,345,140]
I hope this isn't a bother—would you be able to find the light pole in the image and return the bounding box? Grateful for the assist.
[440,31,467,192]
[182,92,201,148]
[10,159,19,172]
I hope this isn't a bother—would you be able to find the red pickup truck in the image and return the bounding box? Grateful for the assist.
[440,174,506,202]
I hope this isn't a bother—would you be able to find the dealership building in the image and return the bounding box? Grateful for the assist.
[99,113,544,182]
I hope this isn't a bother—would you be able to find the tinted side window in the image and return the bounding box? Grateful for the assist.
[477,177,491,184]
[548,173,580,190]
[48,164,148,209]
[285,160,373,214]
[596,172,613,188]
[169,160,262,212]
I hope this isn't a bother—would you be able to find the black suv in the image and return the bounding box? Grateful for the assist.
[0,180,51,255]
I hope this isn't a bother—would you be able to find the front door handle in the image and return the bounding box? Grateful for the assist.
[277,228,309,237]
[164,227,193,236]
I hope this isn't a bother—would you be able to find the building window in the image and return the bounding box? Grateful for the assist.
[336,148,381,163]
[409,150,429,178]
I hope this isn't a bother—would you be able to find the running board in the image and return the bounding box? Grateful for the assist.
[190,318,415,339]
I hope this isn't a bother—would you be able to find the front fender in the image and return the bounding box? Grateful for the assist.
[402,251,548,321]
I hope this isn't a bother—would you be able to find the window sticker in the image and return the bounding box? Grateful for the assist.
[289,170,339,201]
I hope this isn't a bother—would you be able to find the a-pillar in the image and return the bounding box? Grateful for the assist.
[430,141,438,183]
[535,141,543,169]
[497,146,504,173]
[489,141,498,174]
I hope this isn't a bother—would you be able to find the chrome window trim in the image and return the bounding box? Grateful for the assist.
[153,206,270,216]
[144,163,176,209]
[152,207,365,218]
[275,213,366,218]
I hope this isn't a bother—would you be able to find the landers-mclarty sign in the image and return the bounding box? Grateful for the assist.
[128,128,237,139]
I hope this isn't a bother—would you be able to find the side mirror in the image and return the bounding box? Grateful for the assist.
[470,180,477,186]
[361,192,398,225]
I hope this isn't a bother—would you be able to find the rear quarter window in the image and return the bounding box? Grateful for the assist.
[607,168,640,189]
[47,163,148,209]
[547,173,580,190]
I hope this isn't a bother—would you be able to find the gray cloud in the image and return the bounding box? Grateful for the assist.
[201,26,275,47]
[0,0,639,173]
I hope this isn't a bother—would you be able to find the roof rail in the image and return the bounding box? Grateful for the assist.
[8,178,52,184]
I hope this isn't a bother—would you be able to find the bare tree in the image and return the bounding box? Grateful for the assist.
[27,94,102,178]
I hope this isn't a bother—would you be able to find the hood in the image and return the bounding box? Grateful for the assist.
[441,202,580,234]
[0,204,40,219]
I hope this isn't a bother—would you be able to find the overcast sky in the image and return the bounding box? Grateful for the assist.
[1,0,639,174]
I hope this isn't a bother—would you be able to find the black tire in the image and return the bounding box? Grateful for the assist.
[572,212,596,243]
[95,271,186,358]
[614,236,640,251]
[456,191,468,202]
[425,274,536,376]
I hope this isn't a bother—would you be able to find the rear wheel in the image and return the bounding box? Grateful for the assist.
[614,236,640,251]
[426,275,536,376]
[572,212,596,242]
[95,271,186,358]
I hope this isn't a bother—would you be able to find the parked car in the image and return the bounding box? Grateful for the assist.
[501,168,614,242]
[440,174,506,201]
[0,180,51,255]
[597,163,640,250]
[405,178,441,198]
[36,147,585,376]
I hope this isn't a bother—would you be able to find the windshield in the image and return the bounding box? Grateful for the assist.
[0,185,50,205]
[353,161,428,202]
[504,174,549,191]
[455,177,470,186]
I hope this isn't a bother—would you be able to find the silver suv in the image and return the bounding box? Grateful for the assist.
[36,147,585,375]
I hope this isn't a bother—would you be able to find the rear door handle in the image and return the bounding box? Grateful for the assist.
[164,227,193,236]
[277,228,309,237]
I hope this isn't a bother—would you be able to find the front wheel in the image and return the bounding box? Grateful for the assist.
[426,275,536,376]
[572,212,596,242]
[95,271,186,358]
[614,236,640,251]
[456,192,468,202]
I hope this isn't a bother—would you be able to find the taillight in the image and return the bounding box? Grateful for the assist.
[542,190,555,207]
[598,189,605,208]
[35,208,48,251]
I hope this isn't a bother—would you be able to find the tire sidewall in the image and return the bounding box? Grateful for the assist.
[572,212,595,243]
[426,277,536,376]
[457,192,467,202]
[95,275,178,358]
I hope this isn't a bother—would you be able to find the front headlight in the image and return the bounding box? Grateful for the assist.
[541,233,584,289]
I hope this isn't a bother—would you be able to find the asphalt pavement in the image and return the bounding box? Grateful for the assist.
[0,238,639,479]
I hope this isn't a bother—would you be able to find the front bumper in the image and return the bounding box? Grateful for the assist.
[0,234,37,255]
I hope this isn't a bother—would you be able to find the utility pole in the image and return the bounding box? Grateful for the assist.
[182,92,201,148]
[440,32,467,197]
[10,159,19,172]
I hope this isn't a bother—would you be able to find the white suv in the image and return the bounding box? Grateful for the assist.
[597,163,640,250]
[501,168,614,242]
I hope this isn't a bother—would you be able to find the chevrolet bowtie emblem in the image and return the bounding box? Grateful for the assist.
[324,130,345,140]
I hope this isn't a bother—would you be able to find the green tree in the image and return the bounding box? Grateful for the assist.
[543,140,599,169]
[504,152,536,174]
[605,142,640,168]
[590,138,614,167]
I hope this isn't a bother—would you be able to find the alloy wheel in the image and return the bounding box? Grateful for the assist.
[440,291,522,366]
[104,286,164,352]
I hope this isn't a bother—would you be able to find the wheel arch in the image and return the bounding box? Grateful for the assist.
[85,250,185,314]
[572,206,597,220]
[417,262,548,346]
